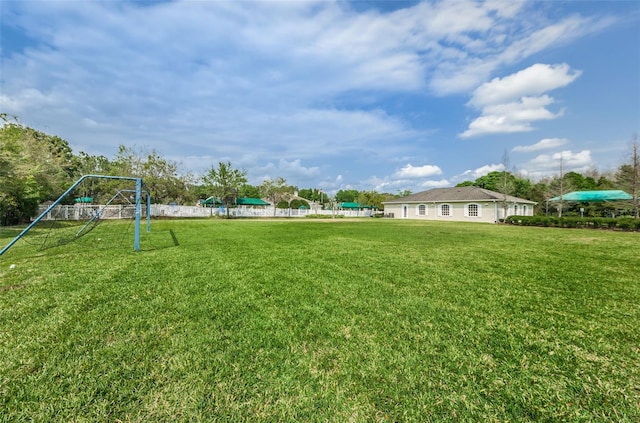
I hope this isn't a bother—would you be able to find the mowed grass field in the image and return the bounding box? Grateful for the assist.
[1,218,638,422]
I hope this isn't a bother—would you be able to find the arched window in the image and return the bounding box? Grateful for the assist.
[417,204,427,216]
[440,204,451,216]
[464,203,482,217]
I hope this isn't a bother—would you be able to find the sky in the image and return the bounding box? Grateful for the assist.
[1,0,639,194]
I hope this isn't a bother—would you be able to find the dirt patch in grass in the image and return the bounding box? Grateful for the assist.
[567,236,604,244]
[0,284,26,292]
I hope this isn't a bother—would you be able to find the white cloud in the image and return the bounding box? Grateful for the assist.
[497,14,615,66]
[277,159,321,178]
[461,63,581,137]
[418,179,450,189]
[370,178,412,193]
[513,138,569,152]
[462,96,563,136]
[251,159,321,186]
[0,1,620,190]
[370,162,447,193]
[468,63,581,108]
[394,164,443,178]
[458,163,505,181]
[0,88,56,112]
[428,11,605,95]
[374,176,450,193]
[523,150,593,174]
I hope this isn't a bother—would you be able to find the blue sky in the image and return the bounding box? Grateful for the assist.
[1,0,639,194]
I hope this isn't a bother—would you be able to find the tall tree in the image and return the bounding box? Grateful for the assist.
[357,190,384,210]
[109,145,195,204]
[203,161,247,218]
[473,170,516,218]
[141,149,195,204]
[0,118,76,224]
[75,151,112,176]
[616,134,640,218]
[260,177,292,216]
[72,152,115,203]
[298,188,329,204]
[596,173,616,190]
[529,181,550,215]
[238,184,260,198]
[471,171,513,192]
[563,171,597,191]
[0,123,39,225]
[558,154,565,217]
[512,176,533,199]
[335,189,360,203]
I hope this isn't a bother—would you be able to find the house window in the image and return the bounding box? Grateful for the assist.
[523,205,528,215]
[514,204,519,215]
[418,204,426,216]
[441,204,450,216]
[468,204,479,217]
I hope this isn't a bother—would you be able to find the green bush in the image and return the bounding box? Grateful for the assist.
[616,218,635,230]
[506,215,639,231]
[304,213,344,219]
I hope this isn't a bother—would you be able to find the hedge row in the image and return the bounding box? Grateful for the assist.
[304,214,344,219]
[505,215,640,231]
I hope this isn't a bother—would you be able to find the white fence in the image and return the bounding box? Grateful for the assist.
[38,204,139,220]
[37,204,373,220]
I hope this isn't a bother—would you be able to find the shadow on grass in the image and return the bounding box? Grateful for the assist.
[138,228,181,251]
[169,229,180,246]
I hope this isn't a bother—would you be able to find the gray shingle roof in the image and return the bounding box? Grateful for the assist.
[383,186,536,204]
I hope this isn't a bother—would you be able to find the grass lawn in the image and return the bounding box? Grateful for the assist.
[1,218,639,422]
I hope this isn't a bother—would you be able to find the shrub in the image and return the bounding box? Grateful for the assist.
[616,218,635,230]
[506,215,639,231]
[305,214,344,219]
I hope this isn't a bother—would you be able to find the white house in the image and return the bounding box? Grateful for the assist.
[383,186,536,223]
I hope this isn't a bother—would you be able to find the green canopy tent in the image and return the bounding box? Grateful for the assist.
[339,202,361,210]
[235,198,270,206]
[202,197,270,206]
[548,190,632,202]
[548,190,633,218]
[201,197,223,206]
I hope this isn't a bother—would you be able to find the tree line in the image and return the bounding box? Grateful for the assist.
[1,117,197,225]
[0,118,397,224]
[1,116,638,224]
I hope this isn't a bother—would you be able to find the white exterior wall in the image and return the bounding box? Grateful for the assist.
[384,201,534,223]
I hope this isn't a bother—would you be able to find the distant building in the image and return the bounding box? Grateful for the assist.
[383,186,536,223]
